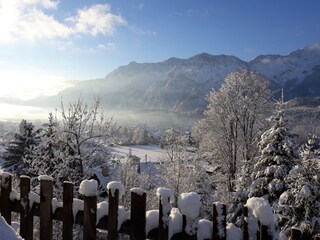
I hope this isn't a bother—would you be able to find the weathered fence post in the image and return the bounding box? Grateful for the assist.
[212,203,226,240]
[0,173,12,224]
[158,197,169,240]
[83,194,97,240]
[20,175,33,240]
[243,206,249,240]
[40,176,53,240]
[63,181,74,240]
[130,188,146,240]
[178,192,201,240]
[80,179,98,240]
[290,228,301,240]
[108,188,119,240]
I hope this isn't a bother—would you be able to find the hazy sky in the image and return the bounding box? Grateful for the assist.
[0,0,319,100]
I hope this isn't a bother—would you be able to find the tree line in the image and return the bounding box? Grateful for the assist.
[1,70,320,239]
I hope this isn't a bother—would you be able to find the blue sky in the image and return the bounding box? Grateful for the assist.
[0,0,319,100]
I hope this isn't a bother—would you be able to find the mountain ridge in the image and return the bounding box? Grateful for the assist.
[26,44,320,115]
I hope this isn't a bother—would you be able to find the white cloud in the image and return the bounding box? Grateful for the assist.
[304,43,320,51]
[98,42,116,50]
[0,0,126,43]
[66,4,127,36]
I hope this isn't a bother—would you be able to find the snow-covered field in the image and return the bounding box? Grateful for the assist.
[110,144,166,163]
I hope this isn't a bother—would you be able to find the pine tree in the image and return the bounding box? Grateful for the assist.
[276,134,320,238]
[278,159,320,238]
[248,102,298,206]
[28,113,66,188]
[300,134,320,161]
[227,164,252,227]
[2,119,39,174]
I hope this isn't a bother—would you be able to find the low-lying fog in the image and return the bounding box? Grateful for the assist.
[0,103,200,128]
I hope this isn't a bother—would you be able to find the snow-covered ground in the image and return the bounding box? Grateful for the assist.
[110,144,166,163]
[0,216,23,240]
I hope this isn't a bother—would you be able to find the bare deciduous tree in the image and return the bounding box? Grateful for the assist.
[197,70,271,191]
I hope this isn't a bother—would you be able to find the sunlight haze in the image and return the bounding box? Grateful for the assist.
[0,70,70,100]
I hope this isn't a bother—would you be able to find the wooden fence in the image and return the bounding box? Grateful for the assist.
[0,173,319,240]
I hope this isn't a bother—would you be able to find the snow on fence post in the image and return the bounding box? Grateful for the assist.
[63,181,74,240]
[246,198,276,240]
[157,187,174,240]
[107,181,124,240]
[243,206,249,240]
[314,235,320,240]
[290,228,301,240]
[80,179,98,240]
[0,172,12,225]
[212,202,226,240]
[20,175,33,240]
[178,192,201,240]
[130,188,146,240]
[39,175,54,240]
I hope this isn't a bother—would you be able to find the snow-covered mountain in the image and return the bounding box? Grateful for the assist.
[250,44,320,97]
[29,44,320,115]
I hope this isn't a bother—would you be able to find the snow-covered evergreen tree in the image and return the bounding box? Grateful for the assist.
[278,160,320,239]
[227,163,252,227]
[2,119,39,174]
[248,102,298,206]
[300,134,320,161]
[26,113,66,189]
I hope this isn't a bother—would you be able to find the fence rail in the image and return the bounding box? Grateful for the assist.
[0,173,319,240]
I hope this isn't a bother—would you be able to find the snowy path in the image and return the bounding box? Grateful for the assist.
[110,144,166,163]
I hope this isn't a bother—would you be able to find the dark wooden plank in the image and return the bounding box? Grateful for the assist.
[243,206,249,240]
[181,214,196,240]
[158,197,168,240]
[40,178,53,240]
[0,173,12,224]
[290,228,301,240]
[63,181,74,240]
[20,176,33,240]
[260,224,270,240]
[212,204,218,240]
[257,221,261,240]
[212,203,227,240]
[83,195,97,240]
[221,204,227,240]
[108,189,119,240]
[130,190,146,240]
